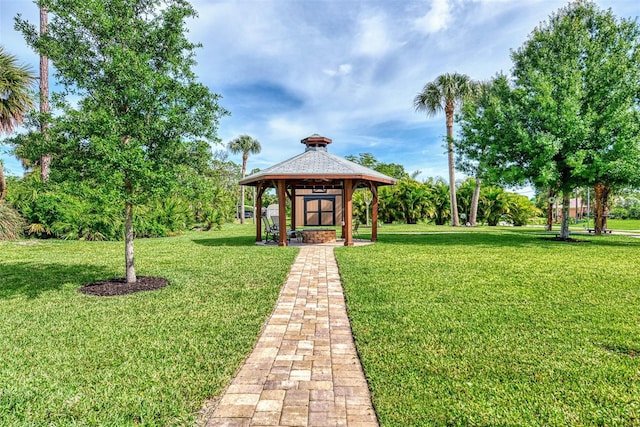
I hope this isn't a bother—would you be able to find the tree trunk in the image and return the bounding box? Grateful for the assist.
[546,189,554,232]
[125,198,136,283]
[469,177,481,226]
[240,185,245,225]
[594,183,610,235]
[240,154,247,224]
[363,189,372,226]
[560,192,570,239]
[39,5,51,183]
[0,163,6,201]
[445,103,459,226]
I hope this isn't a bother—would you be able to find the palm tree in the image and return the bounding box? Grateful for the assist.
[227,135,261,224]
[0,46,36,200]
[414,72,474,226]
[39,5,51,183]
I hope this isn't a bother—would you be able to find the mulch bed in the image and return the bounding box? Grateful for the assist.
[78,276,169,296]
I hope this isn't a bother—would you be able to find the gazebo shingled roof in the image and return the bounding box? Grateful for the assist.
[239,136,396,186]
[240,134,397,246]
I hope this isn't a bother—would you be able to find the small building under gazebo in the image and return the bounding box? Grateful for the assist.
[239,134,397,246]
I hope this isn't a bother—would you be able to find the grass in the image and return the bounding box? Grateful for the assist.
[604,219,640,231]
[335,231,640,426]
[370,219,640,234]
[3,222,640,425]
[0,224,298,426]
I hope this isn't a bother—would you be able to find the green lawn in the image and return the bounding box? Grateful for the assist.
[605,219,640,231]
[3,224,639,426]
[335,232,640,426]
[0,225,298,426]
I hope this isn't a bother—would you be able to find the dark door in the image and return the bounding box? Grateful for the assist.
[304,196,335,226]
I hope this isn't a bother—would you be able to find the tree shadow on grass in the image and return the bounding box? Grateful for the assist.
[0,262,115,300]
[192,235,258,247]
[376,231,640,248]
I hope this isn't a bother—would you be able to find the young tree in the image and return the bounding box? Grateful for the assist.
[16,0,226,283]
[0,46,36,200]
[414,73,475,226]
[227,135,261,225]
[456,79,504,226]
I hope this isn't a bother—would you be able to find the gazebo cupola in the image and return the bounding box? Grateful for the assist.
[302,134,332,151]
[239,134,397,246]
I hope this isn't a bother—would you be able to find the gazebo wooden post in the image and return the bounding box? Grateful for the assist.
[290,187,297,230]
[255,183,263,242]
[340,183,346,239]
[277,180,288,246]
[344,179,354,246]
[371,185,379,242]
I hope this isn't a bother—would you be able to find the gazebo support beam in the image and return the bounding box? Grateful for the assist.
[371,185,379,242]
[344,179,354,246]
[277,180,287,246]
[255,183,264,242]
[290,187,297,230]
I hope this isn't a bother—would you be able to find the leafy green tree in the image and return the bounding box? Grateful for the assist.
[457,1,640,238]
[512,1,640,237]
[414,73,475,226]
[227,135,261,224]
[0,46,36,201]
[345,152,409,180]
[16,0,226,283]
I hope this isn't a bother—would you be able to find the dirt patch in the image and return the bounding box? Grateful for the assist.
[603,344,639,359]
[78,276,169,296]
[540,237,589,243]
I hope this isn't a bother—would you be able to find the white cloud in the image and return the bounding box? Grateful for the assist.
[354,14,395,57]
[5,0,638,181]
[267,117,313,142]
[323,64,352,77]
[414,0,452,34]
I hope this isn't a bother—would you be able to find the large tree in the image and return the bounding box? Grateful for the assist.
[16,0,226,283]
[513,0,640,238]
[345,152,410,180]
[458,1,640,239]
[0,46,36,200]
[227,135,261,225]
[414,72,475,226]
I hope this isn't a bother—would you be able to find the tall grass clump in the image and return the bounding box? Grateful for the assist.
[0,201,25,240]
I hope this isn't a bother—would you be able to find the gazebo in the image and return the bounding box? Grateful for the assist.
[239,134,397,246]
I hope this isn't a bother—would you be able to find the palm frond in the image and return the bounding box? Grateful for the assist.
[0,46,37,135]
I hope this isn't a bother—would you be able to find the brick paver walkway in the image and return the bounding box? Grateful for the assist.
[205,246,378,427]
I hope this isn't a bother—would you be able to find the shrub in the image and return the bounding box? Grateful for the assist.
[0,201,25,240]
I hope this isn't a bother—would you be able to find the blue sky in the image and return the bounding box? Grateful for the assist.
[1,0,638,196]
